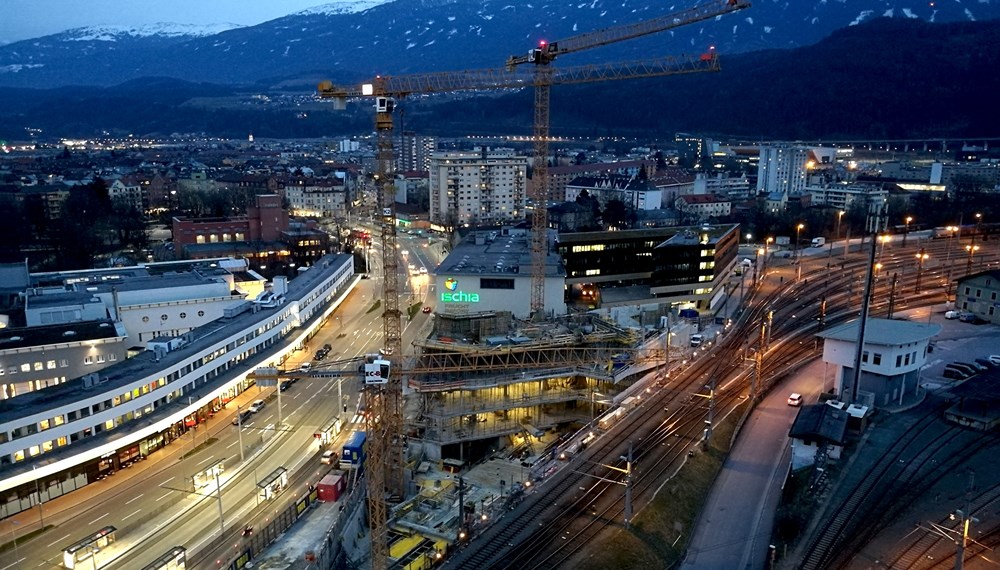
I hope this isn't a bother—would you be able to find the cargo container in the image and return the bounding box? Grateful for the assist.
[317,470,347,502]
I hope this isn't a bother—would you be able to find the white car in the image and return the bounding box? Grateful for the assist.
[321,450,337,465]
[944,310,959,320]
[988,355,1000,366]
[249,400,266,413]
[787,393,803,407]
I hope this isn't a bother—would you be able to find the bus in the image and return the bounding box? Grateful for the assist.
[341,430,367,469]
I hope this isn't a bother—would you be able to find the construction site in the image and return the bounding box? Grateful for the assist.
[309,1,751,568]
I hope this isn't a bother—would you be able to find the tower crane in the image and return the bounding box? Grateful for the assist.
[504,0,750,316]
[318,54,720,570]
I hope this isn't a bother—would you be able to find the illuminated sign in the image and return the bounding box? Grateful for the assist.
[440,278,480,303]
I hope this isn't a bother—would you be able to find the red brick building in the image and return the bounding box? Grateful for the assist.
[172,194,288,252]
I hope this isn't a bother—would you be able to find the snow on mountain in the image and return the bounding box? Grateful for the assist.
[61,22,244,42]
[296,0,392,16]
[0,0,999,88]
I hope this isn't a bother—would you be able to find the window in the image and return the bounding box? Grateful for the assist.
[896,355,902,367]
[84,356,93,365]
[976,289,982,298]
[873,353,882,365]
[96,355,105,363]
[479,278,515,289]
[109,354,117,362]
[180,312,187,319]
[904,353,910,366]
[198,310,205,317]
[964,287,970,295]
[47,360,56,370]
[142,316,150,323]
[161,314,168,321]
[862,351,869,363]
[20,364,30,373]
[33,362,43,371]
[60,359,68,367]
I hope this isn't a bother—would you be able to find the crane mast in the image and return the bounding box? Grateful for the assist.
[507,0,750,316]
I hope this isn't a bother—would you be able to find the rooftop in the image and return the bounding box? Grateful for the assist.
[0,254,352,425]
[789,403,849,445]
[438,229,564,278]
[818,318,941,346]
[0,320,124,351]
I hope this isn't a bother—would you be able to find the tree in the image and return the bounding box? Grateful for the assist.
[603,199,635,230]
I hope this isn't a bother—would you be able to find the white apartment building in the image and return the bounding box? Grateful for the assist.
[396,133,438,172]
[428,149,527,226]
[285,177,350,218]
[564,175,663,211]
[805,183,889,212]
[756,144,837,202]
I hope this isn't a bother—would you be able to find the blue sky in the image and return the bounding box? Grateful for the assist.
[1,1,344,44]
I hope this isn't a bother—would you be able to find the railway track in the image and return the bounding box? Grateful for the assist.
[445,238,998,570]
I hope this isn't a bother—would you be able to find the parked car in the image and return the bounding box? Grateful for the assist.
[944,310,960,320]
[787,393,803,407]
[989,355,1000,366]
[960,361,988,372]
[943,368,969,380]
[690,334,704,348]
[249,399,266,413]
[946,363,977,377]
[299,362,312,373]
[959,311,978,323]
[422,306,432,314]
[279,381,291,392]
[321,450,338,465]
[974,358,996,369]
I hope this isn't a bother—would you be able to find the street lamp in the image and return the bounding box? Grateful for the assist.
[836,210,847,258]
[966,244,980,274]
[795,223,805,261]
[745,233,752,248]
[914,248,928,293]
[903,216,913,246]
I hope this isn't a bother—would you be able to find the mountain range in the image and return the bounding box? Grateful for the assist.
[1,0,999,89]
[0,14,997,142]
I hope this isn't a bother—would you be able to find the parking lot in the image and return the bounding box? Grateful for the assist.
[913,305,1000,391]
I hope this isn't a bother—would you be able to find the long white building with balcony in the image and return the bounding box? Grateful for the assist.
[0,254,356,518]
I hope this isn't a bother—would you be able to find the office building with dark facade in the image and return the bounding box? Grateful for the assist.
[556,224,740,312]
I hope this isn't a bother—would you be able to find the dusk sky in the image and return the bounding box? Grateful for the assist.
[1,0,353,44]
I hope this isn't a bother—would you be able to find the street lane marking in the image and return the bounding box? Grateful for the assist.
[197,456,215,465]
[125,493,144,504]
[46,533,71,547]
[89,512,109,525]
[226,441,237,449]
[123,509,142,521]
[155,492,171,502]
[161,476,174,485]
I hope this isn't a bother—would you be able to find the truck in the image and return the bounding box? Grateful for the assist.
[811,237,826,248]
